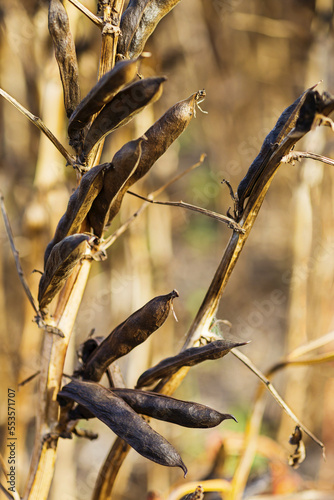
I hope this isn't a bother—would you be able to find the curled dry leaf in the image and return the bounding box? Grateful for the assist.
[80,76,166,162]
[136,339,248,388]
[82,290,179,382]
[48,0,80,118]
[69,388,237,428]
[288,426,306,468]
[57,379,188,475]
[88,138,143,237]
[107,90,204,225]
[68,58,140,143]
[38,234,92,310]
[118,0,182,59]
[43,163,109,267]
[236,86,321,219]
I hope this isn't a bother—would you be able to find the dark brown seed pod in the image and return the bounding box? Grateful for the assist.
[107,91,204,225]
[136,339,248,388]
[57,379,187,475]
[43,163,109,267]
[118,0,182,59]
[236,87,318,219]
[80,76,166,162]
[38,234,92,310]
[82,290,179,382]
[69,388,237,428]
[48,0,80,118]
[87,138,143,237]
[68,58,140,141]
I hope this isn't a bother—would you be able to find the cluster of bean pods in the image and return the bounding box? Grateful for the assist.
[43,0,247,477]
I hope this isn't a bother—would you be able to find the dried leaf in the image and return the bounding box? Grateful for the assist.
[107,91,204,224]
[288,426,306,468]
[43,163,108,267]
[48,0,80,118]
[118,0,182,59]
[38,234,92,310]
[82,290,179,382]
[80,76,166,162]
[136,339,248,388]
[68,58,140,143]
[70,388,237,428]
[87,138,143,237]
[58,379,187,475]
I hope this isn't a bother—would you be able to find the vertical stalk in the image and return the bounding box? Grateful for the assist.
[24,2,124,499]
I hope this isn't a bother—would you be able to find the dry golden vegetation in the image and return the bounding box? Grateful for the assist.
[1,1,334,500]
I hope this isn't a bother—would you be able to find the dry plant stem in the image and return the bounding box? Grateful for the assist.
[0,89,75,167]
[269,351,334,373]
[231,348,325,451]
[286,330,334,359]
[0,483,20,500]
[0,194,39,315]
[25,2,123,498]
[89,0,125,167]
[227,383,267,500]
[24,261,91,500]
[282,150,334,166]
[229,345,334,500]
[101,154,206,251]
[67,0,103,27]
[92,439,131,500]
[127,191,244,232]
[18,371,41,388]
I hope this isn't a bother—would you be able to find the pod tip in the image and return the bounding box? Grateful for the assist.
[181,461,188,478]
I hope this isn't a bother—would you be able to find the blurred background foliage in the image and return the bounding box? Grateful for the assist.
[0,0,334,499]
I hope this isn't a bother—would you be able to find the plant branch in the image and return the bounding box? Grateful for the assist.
[282,150,334,166]
[101,154,207,252]
[231,348,325,453]
[127,191,245,233]
[0,89,75,167]
[67,0,103,27]
[24,1,125,496]
[0,193,39,315]
[229,339,334,500]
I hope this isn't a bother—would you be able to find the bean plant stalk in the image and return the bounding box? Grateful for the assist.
[24,2,124,499]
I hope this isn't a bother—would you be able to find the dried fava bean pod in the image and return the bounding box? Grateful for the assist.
[43,163,109,267]
[69,388,237,428]
[48,0,80,118]
[82,290,179,382]
[38,234,92,311]
[136,339,248,388]
[68,58,140,142]
[236,87,318,220]
[107,91,204,224]
[88,138,143,237]
[58,379,188,475]
[80,76,166,162]
[118,0,182,59]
